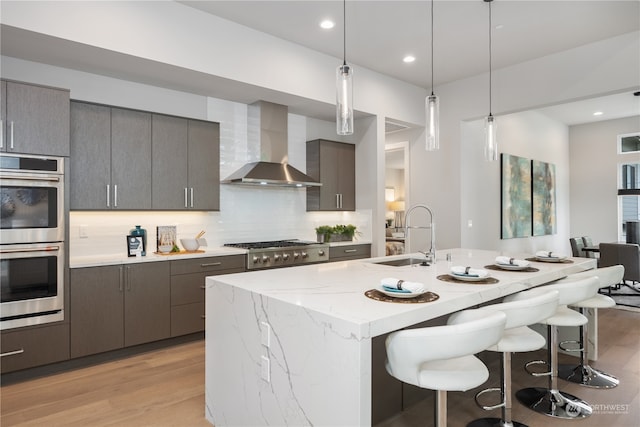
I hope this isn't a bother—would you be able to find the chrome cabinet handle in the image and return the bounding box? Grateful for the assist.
[1,348,25,358]
[190,188,194,208]
[125,265,131,291]
[201,315,206,319]
[335,194,340,209]
[119,265,124,292]
[344,249,357,253]
[184,188,188,208]
[200,285,206,289]
[200,262,222,267]
[114,184,118,208]
[106,184,110,207]
[9,121,14,149]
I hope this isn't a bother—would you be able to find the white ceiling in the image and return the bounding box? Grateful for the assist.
[1,1,638,126]
[179,0,640,126]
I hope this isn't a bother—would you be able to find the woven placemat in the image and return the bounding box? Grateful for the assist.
[484,264,540,273]
[525,257,574,264]
[437,274,499,285]
[365,289,439,303]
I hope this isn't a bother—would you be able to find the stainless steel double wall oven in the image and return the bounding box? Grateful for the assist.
[0,153,65,329]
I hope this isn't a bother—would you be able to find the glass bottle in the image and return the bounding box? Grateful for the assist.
[130,225,147,256]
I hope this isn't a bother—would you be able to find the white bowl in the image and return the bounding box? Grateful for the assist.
[180,238,200,252]
[158,245,173,253]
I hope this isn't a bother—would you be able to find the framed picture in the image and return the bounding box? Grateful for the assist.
[127,235,145,257]
[500,153,532,239]
[532,159,557,236]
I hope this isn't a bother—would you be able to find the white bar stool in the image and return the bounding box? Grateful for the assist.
[556,265,624,388]
[385,309,507,427]
[463,288,559,427]
[506,276,600,419]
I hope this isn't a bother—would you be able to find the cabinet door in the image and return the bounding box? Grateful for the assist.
[1,81,6,152]
[4,81,70,156]
[152,114,188,209]
[70,102,112,209]
[1,324,70,373]
[70,265,124,358]
[336,142,356,210]
[188,120,220,210]
[111,108,152,209]
[318,140,341,210]
[124,262,170,347]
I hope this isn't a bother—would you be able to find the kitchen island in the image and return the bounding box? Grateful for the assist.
[205,249,596,426]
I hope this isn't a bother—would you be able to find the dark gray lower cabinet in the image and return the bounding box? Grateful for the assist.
[329,244,372,262]
[70,262,170,358]
[169,255,244,336]
[0,323,69,373]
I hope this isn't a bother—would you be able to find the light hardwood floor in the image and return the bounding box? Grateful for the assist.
[1,308,638,427]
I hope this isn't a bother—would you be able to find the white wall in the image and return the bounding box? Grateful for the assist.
[569,116,640,244]
[461,111,570,255]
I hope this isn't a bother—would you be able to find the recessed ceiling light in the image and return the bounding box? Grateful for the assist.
[320,19,335,29]
[593,111,604,116]
[403,55,416,63]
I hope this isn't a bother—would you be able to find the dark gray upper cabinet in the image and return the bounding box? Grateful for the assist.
[70,102,111,210]
[306,139,355,211]
[1,80,70,156]
[111,108,152,209]
[70,102,152,210]
[151,115,220,210]
[187,120,220,210]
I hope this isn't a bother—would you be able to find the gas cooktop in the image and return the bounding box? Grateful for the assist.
[224,240,329,270]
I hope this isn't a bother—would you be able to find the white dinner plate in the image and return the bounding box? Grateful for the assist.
[494,263,530,271]
[535,256,567,263]
[450,273,490,282]
[378,286,426,298]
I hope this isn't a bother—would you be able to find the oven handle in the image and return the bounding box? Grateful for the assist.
[1,348,25,358]
[0,245,61,254]
[0,174,60,182]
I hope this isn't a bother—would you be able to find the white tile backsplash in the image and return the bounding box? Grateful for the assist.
[69,98,371,258]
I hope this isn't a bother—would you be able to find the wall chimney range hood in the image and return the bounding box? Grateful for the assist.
[222,101,321,188]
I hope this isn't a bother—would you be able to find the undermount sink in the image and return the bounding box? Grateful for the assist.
[370,258,429,267]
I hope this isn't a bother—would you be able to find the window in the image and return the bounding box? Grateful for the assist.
[618,132,640,154]
[618,162,640,241]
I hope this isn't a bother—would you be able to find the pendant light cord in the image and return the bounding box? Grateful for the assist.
[343,0,347,66]
[488,0,492,116]
[430,0,434,97]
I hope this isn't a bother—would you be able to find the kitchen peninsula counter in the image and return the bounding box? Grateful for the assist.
[205,248,595,426]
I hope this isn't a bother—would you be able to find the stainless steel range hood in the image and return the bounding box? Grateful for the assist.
[222,101,321,187]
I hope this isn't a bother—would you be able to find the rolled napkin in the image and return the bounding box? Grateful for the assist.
[535,250,566,259]
[380,277,425,294]
[495,256,530,267]
[450,266,489,278]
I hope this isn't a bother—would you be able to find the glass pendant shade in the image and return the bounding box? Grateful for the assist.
[425,94,440,151]
[336,64,354,135]
[484,114,498,161]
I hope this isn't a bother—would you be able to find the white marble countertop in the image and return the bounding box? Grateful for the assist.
[70,246,247,268]
[209,248,595,338]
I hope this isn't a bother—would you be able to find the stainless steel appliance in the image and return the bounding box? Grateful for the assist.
[0,153,65,330]
[0,153,64,243]
[0,242,64,329]
[224,240,329,270]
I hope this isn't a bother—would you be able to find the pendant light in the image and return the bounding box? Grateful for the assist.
[336,0,354,135]
[484,0,497,161]
[425,0,439,151]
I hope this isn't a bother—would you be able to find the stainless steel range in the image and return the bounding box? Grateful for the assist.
[224,240,329,270]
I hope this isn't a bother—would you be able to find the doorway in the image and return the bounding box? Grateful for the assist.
[385,141,409,255]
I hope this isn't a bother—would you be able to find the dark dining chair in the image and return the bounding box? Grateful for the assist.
[570,237,586,258]
[599,243,640,303]
[581,236,596,259]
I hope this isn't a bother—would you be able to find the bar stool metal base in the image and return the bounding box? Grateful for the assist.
[558,363,619,388]
[467,417,527,427]
[516,387,592,419]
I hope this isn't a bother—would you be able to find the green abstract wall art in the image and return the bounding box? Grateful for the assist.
[532,159,557,236]
[501,154,532,239]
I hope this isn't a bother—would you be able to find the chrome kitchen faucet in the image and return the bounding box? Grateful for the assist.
[404,204,436,264]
